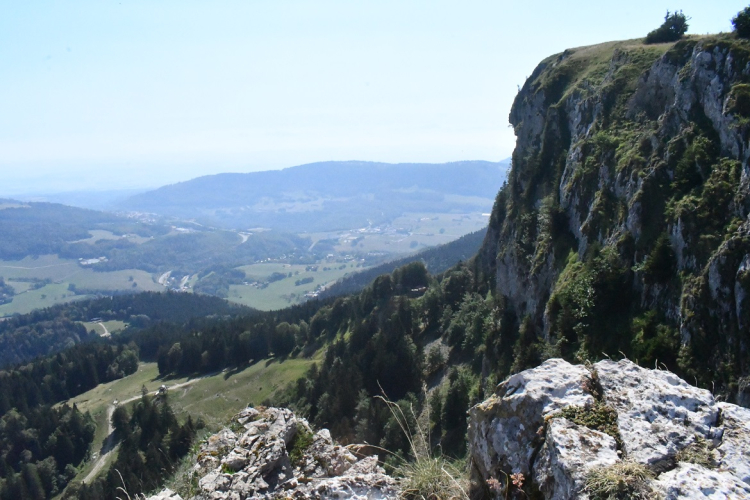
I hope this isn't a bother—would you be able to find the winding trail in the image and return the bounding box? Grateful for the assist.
[96,322,110,338]
[82,375,214,484]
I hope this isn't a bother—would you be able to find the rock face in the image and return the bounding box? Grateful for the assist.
[469,358,750,499]
[148,407,399,500]
[477,34,750,394]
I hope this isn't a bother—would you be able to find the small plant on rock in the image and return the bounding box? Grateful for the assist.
[288,427,315,467]
[675,437,717,468]
[584,461,655,500]
[550,402,622,448]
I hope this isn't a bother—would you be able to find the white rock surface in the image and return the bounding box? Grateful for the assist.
[716,402,750,484]
[148,406,399,500]
[469,358,594,479]
[595,359,720,466]
[146,489,182,500]
[655,463,750,499]
[534,418,619,499]
[469,358,750,499]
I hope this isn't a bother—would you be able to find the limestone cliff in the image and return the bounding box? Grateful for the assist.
[479,34,750,393]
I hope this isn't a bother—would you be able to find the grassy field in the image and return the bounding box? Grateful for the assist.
[306,211,489,255]
[0,282,88,316]
[81,320,128,336]
[69,229,151,245]
[0,255,162,317]
[0,255,80,281]
[164,358,313,428]
[64,357,314,484]
[229,262,359,310]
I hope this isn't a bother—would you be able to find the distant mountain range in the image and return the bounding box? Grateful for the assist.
[118,160,510,232]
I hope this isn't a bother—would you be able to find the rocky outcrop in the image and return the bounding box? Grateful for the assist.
[469,358,750,499]
[148,407,399,500]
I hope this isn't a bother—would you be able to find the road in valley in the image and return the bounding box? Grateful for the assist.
[82,375,214,484]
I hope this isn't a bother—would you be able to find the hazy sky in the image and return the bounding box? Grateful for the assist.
[0,0,745,195]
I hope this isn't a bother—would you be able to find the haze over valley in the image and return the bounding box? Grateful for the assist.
[2,2,749,500]
[0,160,507,315]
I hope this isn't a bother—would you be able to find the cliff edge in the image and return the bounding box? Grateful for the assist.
[479,34,750,394]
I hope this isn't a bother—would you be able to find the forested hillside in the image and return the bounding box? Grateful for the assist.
[0,200,153,260]
[0,292,248,367]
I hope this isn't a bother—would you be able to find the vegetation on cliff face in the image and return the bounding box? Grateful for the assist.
[480,33,750,394]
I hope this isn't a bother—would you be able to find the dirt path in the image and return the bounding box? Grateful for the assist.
[0,263,75,270]
[82,375,214,484]
[97,322,110,338]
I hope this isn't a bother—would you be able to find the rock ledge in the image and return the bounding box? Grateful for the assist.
[148,406,399,500]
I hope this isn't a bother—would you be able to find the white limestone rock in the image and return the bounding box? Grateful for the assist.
[655,463,750,499]
[187,406,399,500]
[468,358,750,499]
[594,359,720,466]
[716,402,750,484]
[468,358,595,479]
[146,489,183,500]
[534,418,619,499]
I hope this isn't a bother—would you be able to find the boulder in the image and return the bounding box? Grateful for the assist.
[468,358,595,480]
[533,418,618,499]
[468,358,750,499]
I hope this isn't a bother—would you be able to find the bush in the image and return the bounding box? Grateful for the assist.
[733,6,750,38]
[645,11,689,44]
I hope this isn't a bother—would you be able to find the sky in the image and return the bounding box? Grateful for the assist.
[0,0,746,195]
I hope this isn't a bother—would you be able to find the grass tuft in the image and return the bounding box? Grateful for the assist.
[288,427,315,467]
[398,457,467,500]
[376,386,469,500]
[584,461,655,500]
[675,437,717,469]
[549,402,622,448]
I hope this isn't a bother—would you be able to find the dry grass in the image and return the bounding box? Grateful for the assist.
[584,461,656,500]
[675,437,717,469]
[376,388,469,500]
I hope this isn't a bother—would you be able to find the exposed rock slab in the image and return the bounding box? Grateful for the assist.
[148,406,398,500]
[716,402,750,484]
[468,358,594,480]
[533,418,618,499]
[595,359,720,466]
[655,463,750,499]
[469,358,750,499]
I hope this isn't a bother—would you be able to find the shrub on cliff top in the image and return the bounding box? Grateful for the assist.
[733,6,750,39]
[645,11,689,44]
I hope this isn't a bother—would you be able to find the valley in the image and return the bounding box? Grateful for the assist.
[0,161,501,316]
[3,5,750,500]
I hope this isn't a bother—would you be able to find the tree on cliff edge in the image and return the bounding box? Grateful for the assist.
[645,10,689,44]
[733,6,750,39]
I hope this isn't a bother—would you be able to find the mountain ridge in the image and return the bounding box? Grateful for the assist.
[118,159,510,232]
